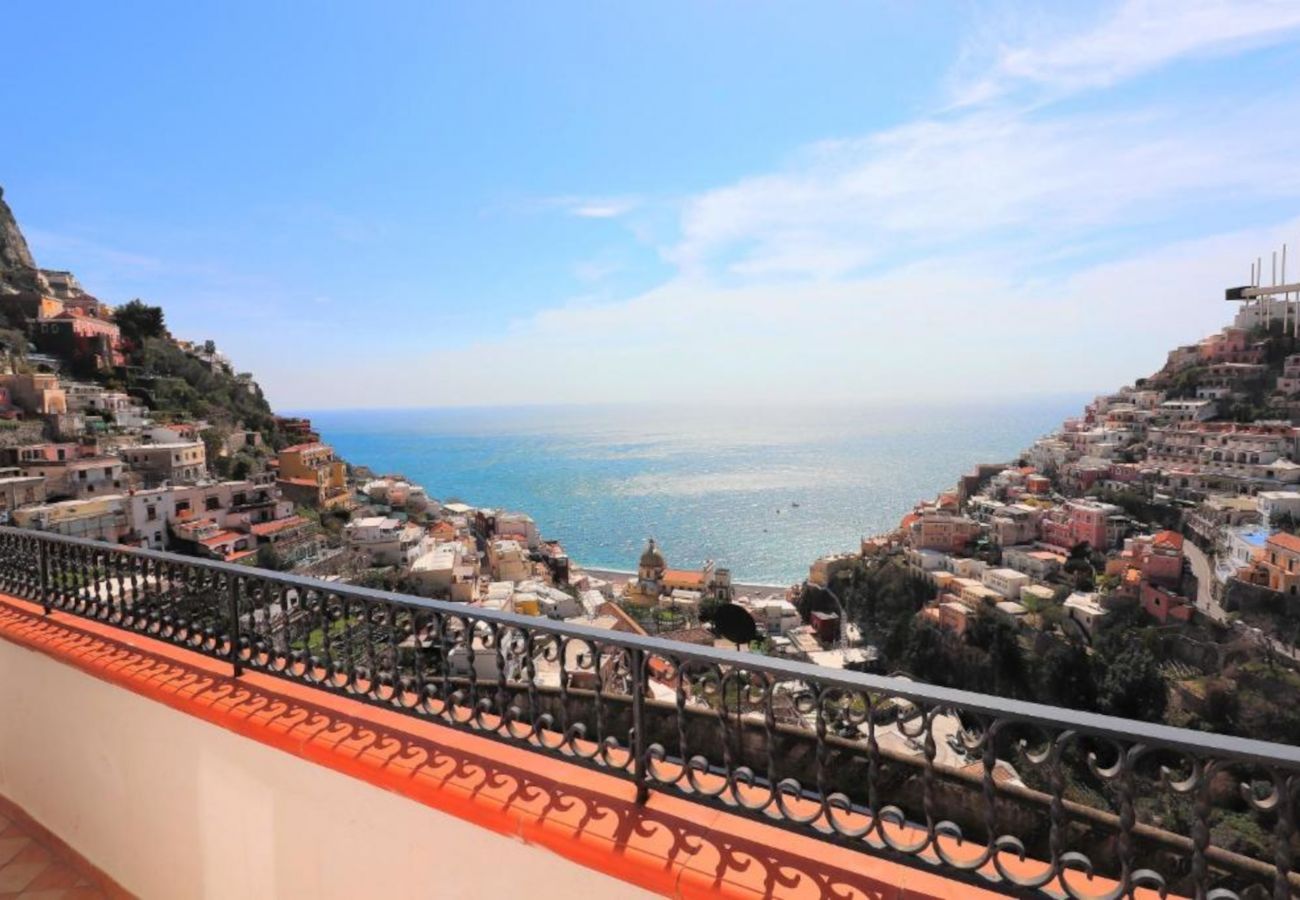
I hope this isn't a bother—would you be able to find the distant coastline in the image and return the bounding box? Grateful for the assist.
[303,399,1086,583]
[581,566,790,594]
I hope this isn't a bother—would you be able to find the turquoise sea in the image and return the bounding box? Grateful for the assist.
[300,399,1086,585]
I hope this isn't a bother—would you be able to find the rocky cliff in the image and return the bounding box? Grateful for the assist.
[0,187,47,295]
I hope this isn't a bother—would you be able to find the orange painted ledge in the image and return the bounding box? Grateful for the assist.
[0,594,1078,900]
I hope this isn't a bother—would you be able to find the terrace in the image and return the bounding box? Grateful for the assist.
[0,527,1296,898]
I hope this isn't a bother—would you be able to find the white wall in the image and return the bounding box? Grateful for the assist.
[0,636,649,899]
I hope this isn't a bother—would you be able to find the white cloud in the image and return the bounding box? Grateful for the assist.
[669,96,1300,281]
[953,0,1300,105]
[571,202,634,219]
[544,195,640,219]
[264,3,1300,409]
[374,218,1294,411]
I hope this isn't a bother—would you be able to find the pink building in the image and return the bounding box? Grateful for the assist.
[35,310,126,368]
[1141,531,1185,587]
[1107,463,1142,483]
[1067,500,1124,550]
[1043,500,1126,551]
[921,599,970,637]
[1140,582,1192,624]
[1198,328,1264,365]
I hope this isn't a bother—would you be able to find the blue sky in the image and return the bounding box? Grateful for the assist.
[4,1,1300,409]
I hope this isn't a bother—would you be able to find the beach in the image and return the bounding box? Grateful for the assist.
[306,399,1083,584]
[579,567,793,598]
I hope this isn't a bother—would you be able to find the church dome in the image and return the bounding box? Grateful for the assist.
[639,538,666,570]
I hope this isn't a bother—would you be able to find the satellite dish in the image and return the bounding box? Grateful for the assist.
[711,603,758,648]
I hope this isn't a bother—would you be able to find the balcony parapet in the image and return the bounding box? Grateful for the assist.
[0,526,1295,899]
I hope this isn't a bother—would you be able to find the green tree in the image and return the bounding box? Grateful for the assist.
[1036,642,1097,711]
[1096,644,1167,721]
[114,300,168,348]
[902,619,948,685]
[230,454,253,481]
[967,616,1028,697]
[1201,680,1240,734]
[256,544,284,572]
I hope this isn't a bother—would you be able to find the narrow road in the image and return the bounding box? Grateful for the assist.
[1185,537,1300,663]
[1183,540,1227,623]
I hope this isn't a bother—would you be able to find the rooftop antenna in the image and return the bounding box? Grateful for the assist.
[1253,253,1263,326]
[1272,250,1279,327]
[1283,244,1291,337]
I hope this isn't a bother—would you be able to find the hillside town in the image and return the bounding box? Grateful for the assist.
[5,184,1300,741]
[782,269,1300,747]
[879,307,1300,658]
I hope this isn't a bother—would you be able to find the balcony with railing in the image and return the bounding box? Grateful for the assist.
[0,526,1296,898]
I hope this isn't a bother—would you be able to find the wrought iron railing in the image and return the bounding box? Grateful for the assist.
[0,526,1296,899]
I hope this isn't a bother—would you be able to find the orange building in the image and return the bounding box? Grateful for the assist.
[1258,532,1300,595]
[276,442,350,510]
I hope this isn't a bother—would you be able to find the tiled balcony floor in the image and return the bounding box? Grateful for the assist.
[0,812,108,899]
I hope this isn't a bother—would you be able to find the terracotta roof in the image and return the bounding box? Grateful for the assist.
[663,569,705,586]
[198,530,244,548]
[249,516,307,537]
[1152,530,1184,551]
[1267,531,1300,555]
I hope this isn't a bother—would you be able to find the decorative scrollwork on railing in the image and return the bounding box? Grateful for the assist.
[1,526,1298,899]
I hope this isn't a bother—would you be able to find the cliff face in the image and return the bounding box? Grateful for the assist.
[0,187,47,295]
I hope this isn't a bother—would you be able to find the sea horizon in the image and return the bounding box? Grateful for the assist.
[296,396,1090,584]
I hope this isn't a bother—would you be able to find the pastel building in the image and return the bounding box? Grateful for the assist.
[1197,327,1264,364]
[1258,491,1300,525]
[981,567,1031,600]
[19,453,127,500]
[0,372,67,416]
[911,513,981,554]
[487,538,530,583]
[411,544,458,594]
[345,516,427,567]
[1063,592,1108,638]
[0,474,45,522]
[808,553,857,588]
[277,442,349,510]
[12,494,131,542]
[1257,532,1300,595]
[121,441,207,487]
[1002,545,1064,580]
[34,309,125,368]
[1042,500,1125,551]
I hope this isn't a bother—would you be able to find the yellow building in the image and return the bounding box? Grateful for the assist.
[276,442,350,510]
[0,372,67,415]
